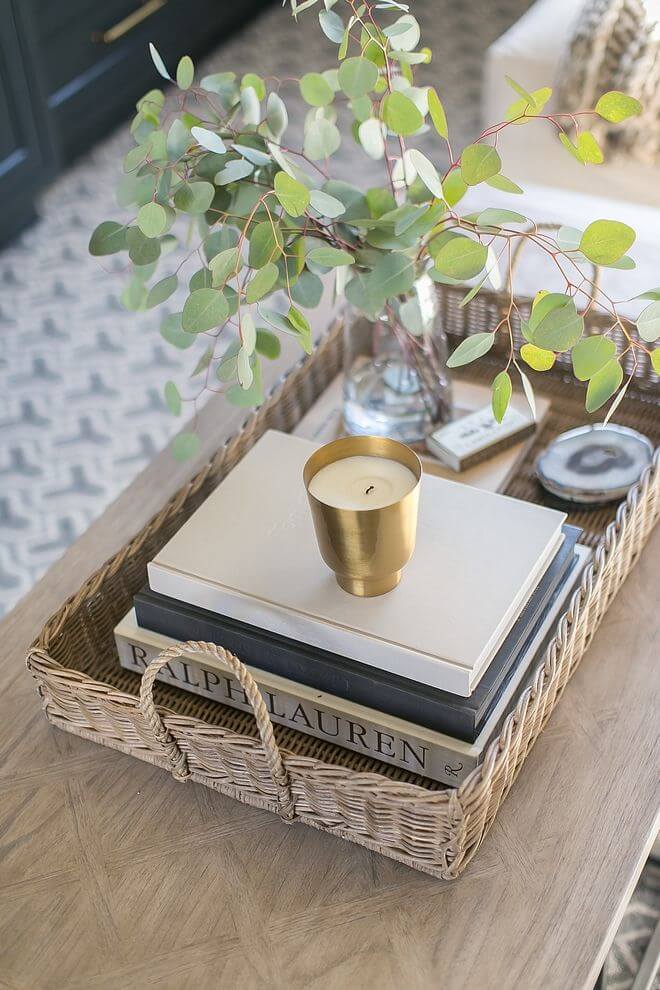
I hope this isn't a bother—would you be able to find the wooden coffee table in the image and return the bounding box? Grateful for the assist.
[1,335,658,990]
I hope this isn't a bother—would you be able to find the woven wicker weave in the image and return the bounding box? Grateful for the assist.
[26,287,659,880]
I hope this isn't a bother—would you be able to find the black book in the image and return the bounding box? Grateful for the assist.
[134,524,581,743]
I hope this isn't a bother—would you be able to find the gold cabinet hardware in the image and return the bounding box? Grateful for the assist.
[92,0,167,44]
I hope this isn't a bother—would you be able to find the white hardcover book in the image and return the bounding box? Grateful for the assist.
[148,431,566,697]
[116,551,589,787]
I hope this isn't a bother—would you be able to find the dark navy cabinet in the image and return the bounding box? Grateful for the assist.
[0,0,273,244]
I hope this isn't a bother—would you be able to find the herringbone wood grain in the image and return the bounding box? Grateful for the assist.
[1,339,659,989]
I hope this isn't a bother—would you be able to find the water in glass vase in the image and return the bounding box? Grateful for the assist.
[343,275,452,443]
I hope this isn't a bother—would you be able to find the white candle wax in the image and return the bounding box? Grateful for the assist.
[308,455,417,510]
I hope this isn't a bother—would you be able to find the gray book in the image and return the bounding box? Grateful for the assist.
[148,431,567,697]
[116,547,589,788]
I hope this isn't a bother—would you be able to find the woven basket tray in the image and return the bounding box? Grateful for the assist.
[26,288,660,880]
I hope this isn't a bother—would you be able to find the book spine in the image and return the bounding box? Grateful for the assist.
[116,631,477,787]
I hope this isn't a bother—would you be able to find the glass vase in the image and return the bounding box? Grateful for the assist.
[343,274,453,443]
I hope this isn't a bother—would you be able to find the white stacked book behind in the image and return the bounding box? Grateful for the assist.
[147,431,567,697]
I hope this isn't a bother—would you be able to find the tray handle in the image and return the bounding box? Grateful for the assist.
[138,641,295,821]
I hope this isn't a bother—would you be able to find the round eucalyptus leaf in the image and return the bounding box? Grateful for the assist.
[167,119,192,160]
[266,92,288,140]
[579,219,636,266]
[173,181,215,214]
[460,144,502,186]
[215,159,254,185]
[405,149,443,199]
[89,221,127,256]
[160,312,195,350]
[245,262,279,303]
[338,57,378,98]
[381,91,423,135]
[303,118,340,160]
[585,359,623,413]
[255,328,281,359]
[306,246,354,268]
[595,91,642,123]
[447,332,495,368]
[637,301,660,342]
[137,202,168,238]
[126,227,161,265]
[491,370,512,423]
[432,236,487,280]
[191,126,226,154]
[274,171,310,217]
[248,221,283,269]
[383,14,420,51]
[309,189,345,218]
[300,72,334,107]
[358,118,386,160]
[176,55,194,90]
[182,288,229,333]
[571,335,616,381]
[290,270,323,309]
[427,87,448,139]
[164,380,182,415]
[147,274,178,308]
[520,343,555,372]
[318,8,344,43]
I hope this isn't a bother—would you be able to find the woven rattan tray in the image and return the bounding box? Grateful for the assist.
[26,286,659,880]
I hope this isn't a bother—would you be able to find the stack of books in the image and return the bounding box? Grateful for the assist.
[114,431,591,786]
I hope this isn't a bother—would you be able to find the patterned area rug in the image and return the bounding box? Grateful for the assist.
[0,3,657,983]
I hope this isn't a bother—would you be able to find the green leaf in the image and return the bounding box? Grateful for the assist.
[241,73,266,100]
[382,92,424,136]
[476,208,527,227]
[241,312,257,356]
[304,118,341,160]
[255,328,281,359]
[427,87,448,139]
[358,118,386,160]
[580,219,636,266]
[637,301,660,342]
[505,75,536,107]
[368,253,416,299]
[443,170,467,207]
[233,144,271,166]
[172,432,201,461]
[520,343,555,372]
[531,299,583,352]
[182,288,229,332]
[571,335,617,380]
[528,291,569,329]
[147,274,178,308]
[176,55,194,90]
[266,92,288,140]
[245,262,279,303]
[164,380,182,415]
[447,332,495,368]
[491,370,512,423]
[191,346,214,377]
[160,312,195,350]
[215,159,253,185]
[89,221,127,256]
[300,72,334,107]
[485,173,523,194]
[651,349,660,375]
[433,236,488,280]
[191,126,226,154]
[577,131,604,164]
[595,91,642,123]
[137,202,168,238]
[585,359,623,413]
[227,358,264,406]
[383,13,420,51]
[126,226,160,265]
[306,246,354,267]
[240,86,261,125]
[319,8,344,43]
[173,181,215,214]
[167,119,192,160]
[338,57,378,98]
[189,268,212,291]
[149,43,171,82]
[291,270,323,308]
[460,144,502,186]
[248,221,283,268]
[406,149,443,199]
[309,189,345,218]
[209,247,242,287]
[274,171,310,216]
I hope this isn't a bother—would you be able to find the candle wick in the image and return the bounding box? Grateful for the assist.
[365,485,375,495]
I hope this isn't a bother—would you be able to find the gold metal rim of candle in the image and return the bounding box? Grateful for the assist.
[303,436,422,597]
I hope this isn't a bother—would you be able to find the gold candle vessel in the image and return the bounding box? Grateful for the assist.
[303,435,422,597]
